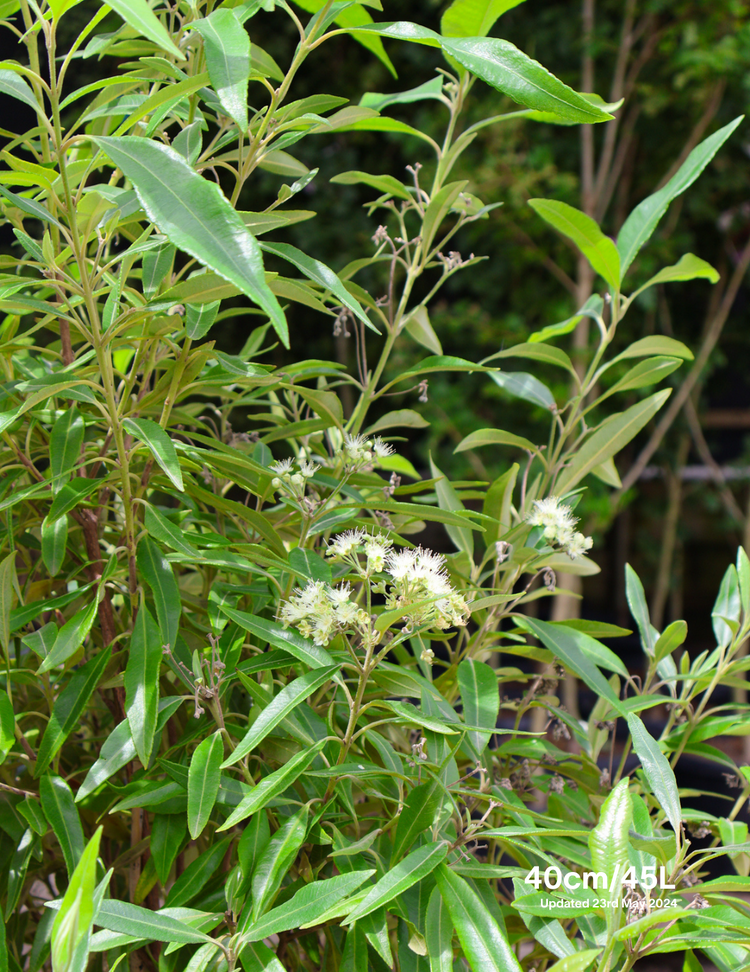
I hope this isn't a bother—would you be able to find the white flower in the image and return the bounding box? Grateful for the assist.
[299,459,318,478]
[363,534,392,573]
[564,531,593,560]
[526,497,579,544]
[326,528,366,559]
[270,458,294,476]
[385,548,417,581]
[326,583,353,606]
[372,437,395,458]
[420,646,435,665]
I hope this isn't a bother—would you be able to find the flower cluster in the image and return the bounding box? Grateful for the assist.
[525,496,593,560]
[279,531,471,650]
[270,456,318,502]
[338,433,394,472]
[278,580,370,646]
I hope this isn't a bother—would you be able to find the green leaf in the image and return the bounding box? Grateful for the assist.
[219,607,335,669]
[611,334,694,362]
[713,563,741,649]
[625,563,657,656]
[617,116,743,278]
[38,599,99,674]
[441,0,524,37]
[599,357,682,399]
[124,417,184,492]
[554,389,670,494]
[627,713,681,833]
[92,137,287,346]
[187,731,224,840]
[260,241,376,333]
[97,0,184,60]
[166,836,232,908]
[485,341,576,375]
[430,456,473,560]
[458,659,499,754]
[383,700,460,734]
[455,428,537,454]
[361,77,444,112]
[41,514,68,577]
[0,552,14,655]
[185,300,220,340]
[490,371,555,409]
[222,665,339,767]
[426,886,453,972]
[95,900,211,944]
[330,169,412,200]
[517,617,625,715]
[241,871,373,943]
[439,36,613,124]
[48,478,101,522]
[192,9,250,132]
[403,305,443,355]
[35,647,112,777]
[150,814,187,885]
[346,842,448,924]
[40,776,84,877]
[392,781,441,862]
[217,740,326,831]
[50,408,84,493]
[631,253,719,297]
[251,807,309,921]
[0,692,14,766]
[529,199,620,293]
[654,620,687,662]
[435,863,522,972]
[588,778,631,936]
[0,69,38,112]
[137,535,181,649]
[124,604,163,767]
[50,826,102,972]
[546,949,601,971]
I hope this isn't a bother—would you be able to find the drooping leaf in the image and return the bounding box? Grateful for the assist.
[441,0,525,38]
[0,69,39,111]
[92,137,287,345]
[123,417,184,492]
[490,371,555,410]
[529,198,620,293]
[187,731,224,839]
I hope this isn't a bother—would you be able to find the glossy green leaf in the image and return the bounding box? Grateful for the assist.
[392,781,441,862]
[241,871,373,943]
[340,924,368,972]
[185,300,220,340]
[222,665,339,767]
[124,417,184,492]
[95,900,211,944]
[38,599,98,674]
[617,116,743,278]
[547,949,601,971]
[192,9,250,132]
[97,0,184,60]
[330,168,411,200]
[599,356,682,399]
[625,563,657,656]
[50,826,102,972]
[150,814,187,885]
[142,240,175,298]
[187,731,223,839]
[0,691,14,766]
[555,389,670,494]
[346,842,448,923]
[529,198,620,293]
[124,604,162,767]
[626,713,681,833]
[712,563,741,649]
[654,620,688,662]
[588,778,631,934]
[251,807,309,920]
[35,648,112,777]
[0,69,38,111]
[631,253,719,297]
[490,371,555,409]
[165,836,232,908]
[613,335,694,361]
[360,77,444,112]
[41,514,68,577]
[144,504,199,558]
[217,740,325,831]
[485,341,576,375]
[425,886,453,972]
[49,408,84,493]
[41,775,84,878]
[435,863,522,971]
[48,478,100,522]
[220,606,334,669]
[441,0,524,37]
[261,240,377,332]
[458,659,499,754]
[92,137,287,346]
[137,535,180,649]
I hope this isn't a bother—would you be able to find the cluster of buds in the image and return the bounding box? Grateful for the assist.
[337,433,394,473]
[525,496,593,560]
[270,456,318,501]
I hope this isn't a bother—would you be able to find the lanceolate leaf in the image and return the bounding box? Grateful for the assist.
[96,0,184,60]
[123,417,184,492]
[50,827,102,972]
[92,137,287,346]
[222,666,340,767]
[457,659,499,754]
[441,0,525,38]
[617,116,743,278]
[95,900,212,944]
[187,731,223,839]
[192,9,250,132]
[529,199,621,293]
[37,599,98,675]
[36,647,112,777]
[124,604,162,767]
[554,389,670,494]
[626,713,681,833]
[426,886,454,972]
[136,536,180,649]
[40,775,84,877]
[346,842,448,923]
[0,69,38,112]
[435,863,523,972]
[250,808,309,921]
[391,780,442,862]
[49,408,84,492]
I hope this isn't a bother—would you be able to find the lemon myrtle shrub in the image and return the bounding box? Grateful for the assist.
[0,0,749,970]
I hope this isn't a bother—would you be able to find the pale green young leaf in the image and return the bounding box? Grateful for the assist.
[630,253,719,298]
[92,137,287,346]
[654,620,687,663]
[123,417,184,492]
[97,0,184,60]
[0,69,38,112]
[50,827,102,972]
[435,863,522,971]
[490,371,555,410]
[329,169,411,200]
[617,116,743,278]
[441,0,525,38]
[345,842,448,923]
[403,305,443,355]
[546,948,602,971]
[192,9,250,132]
[187,731,223,839]
[529,199,620,293]
[455,428,538,454]
[360,77,444,112]
[485,341,576,375]
[554,389,670,494]
[95,900,211,944]
[124,604,162,767]
[712,563,741,650]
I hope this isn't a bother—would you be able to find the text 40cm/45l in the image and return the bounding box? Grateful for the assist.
[524,865,676,892]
